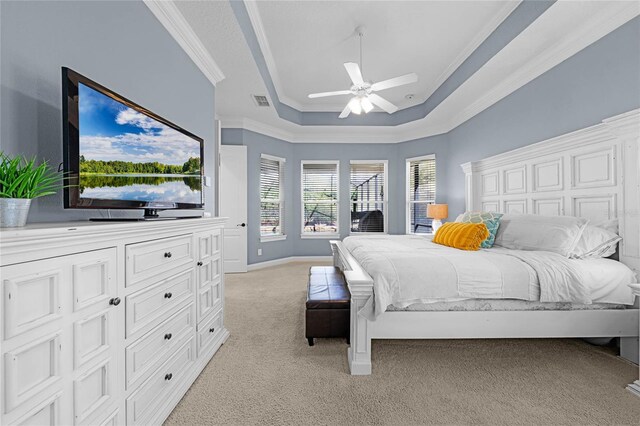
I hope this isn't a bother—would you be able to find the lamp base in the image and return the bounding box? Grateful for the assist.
[431,219,443,233]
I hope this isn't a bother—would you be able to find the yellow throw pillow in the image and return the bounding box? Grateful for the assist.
[432,222,490,251]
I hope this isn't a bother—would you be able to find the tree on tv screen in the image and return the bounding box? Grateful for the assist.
[79,156,200,175]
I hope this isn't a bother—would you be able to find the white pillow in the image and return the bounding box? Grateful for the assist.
[493,214,588,257]
[570,220,621,259]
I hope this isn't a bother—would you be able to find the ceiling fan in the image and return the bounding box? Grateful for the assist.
[308,28,418,118]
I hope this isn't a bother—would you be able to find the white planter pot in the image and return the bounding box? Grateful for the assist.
[0,198,32,228]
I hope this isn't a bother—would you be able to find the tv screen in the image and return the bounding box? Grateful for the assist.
[63,68,204,214]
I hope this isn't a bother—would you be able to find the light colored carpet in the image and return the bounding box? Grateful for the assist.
[166,262,640,425]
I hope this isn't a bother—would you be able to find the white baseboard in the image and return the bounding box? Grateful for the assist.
[247,256,332,271]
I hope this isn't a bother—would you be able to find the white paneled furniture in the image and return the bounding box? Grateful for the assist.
[332,109,640,375]
[0,218,228,425]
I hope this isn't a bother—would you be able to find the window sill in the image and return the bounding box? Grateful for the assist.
[260,235,287,243]
[350,232,388,236]
[300,233,341,239]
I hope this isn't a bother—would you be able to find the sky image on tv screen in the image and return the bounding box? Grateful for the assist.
[78,82,202,205]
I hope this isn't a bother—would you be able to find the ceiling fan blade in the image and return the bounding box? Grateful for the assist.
[344,62,364,85]
[338,103,351,119]
[371,73,418,92]
[308,90,351,99]
[368,94,398,114]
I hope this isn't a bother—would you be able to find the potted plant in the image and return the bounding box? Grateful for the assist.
[0,153,62,227]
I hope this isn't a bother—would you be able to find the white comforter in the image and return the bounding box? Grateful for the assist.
[342,235,634,319]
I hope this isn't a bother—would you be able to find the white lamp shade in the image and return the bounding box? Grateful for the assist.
[348,97,362,114]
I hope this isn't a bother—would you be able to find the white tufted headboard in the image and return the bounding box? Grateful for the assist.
[461,109,640,274]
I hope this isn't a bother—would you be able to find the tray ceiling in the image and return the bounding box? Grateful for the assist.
[165,0,639,142]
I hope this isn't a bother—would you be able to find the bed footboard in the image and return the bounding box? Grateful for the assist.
[330,240,374,375]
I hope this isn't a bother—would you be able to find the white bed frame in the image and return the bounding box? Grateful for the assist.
[331,109,640,375]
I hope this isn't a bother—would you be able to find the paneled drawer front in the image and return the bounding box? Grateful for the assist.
[197,230,221,262]
[73,359,114,424]
[197,256,221,290]
[197,309,223,356]
[125,269,194,338]
[125,303,195,388]
[4,333,61,414]
[73,308,115,370]
[14,392,61,426]
[72,254,115,313]
[197,279,221,323]
[3,268,61,340]
[126,235,194,287]
[97,409,120,426]
[126,337,196,426]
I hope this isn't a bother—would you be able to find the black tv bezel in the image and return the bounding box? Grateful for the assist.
[62,67,205,212]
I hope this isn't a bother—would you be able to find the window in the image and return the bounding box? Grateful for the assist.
[350,161,387,233]
[301,161,339,237]
[260,154,285,241]
[406,155,436,234]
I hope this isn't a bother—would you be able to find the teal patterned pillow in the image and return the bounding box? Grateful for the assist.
[456,211,503,248]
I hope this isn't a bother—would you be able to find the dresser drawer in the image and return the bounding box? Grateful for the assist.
[125,235,194,288]
[126,337,196,426]
[125,269,194,338]
[197,309,223,356]
[125,303,195,389]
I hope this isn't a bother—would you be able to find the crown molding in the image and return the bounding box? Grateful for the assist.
[144,0,225,86]
[425,0,520,106]
[222,1,638,143]
[219,116,445,144]
[445,1,640,134]
[243,0,304,110]
[220,117,295,142]
[243,0,519,113]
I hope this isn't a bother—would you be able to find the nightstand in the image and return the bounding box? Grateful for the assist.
[627,283,640,397]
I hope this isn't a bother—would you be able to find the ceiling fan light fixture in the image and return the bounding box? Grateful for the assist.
[348,97,362,115]
[361,97,374,113]
[307,27,418,119]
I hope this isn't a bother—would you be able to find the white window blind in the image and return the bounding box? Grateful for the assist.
[350,161,387,233]
[406,155,436,234]
[302,162,339,235]
[260,155,285,237]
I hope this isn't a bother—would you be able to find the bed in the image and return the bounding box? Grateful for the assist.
[330,109,640,375]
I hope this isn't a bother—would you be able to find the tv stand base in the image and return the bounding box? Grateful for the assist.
[89,208,201,221]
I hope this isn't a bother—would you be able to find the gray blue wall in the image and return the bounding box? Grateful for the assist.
[223,16,640,264]
[221,128,448,264]
[0,0,217,220]
[444,16,640,216]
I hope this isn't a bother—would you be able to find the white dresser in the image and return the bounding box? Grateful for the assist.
[0,218,229,425]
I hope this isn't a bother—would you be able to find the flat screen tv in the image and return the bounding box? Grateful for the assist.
[62,67,204,219]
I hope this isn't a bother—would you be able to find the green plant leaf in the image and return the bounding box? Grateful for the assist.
[0,152,69,199]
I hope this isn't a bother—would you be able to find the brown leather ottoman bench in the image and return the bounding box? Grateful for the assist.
[305,266,350,346]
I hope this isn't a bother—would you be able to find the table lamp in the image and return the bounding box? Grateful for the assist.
[427,204,448,233]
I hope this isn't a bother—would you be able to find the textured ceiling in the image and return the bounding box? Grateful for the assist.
[175,0,281,125]
[171,1,639,141]
[254,0,514,111]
